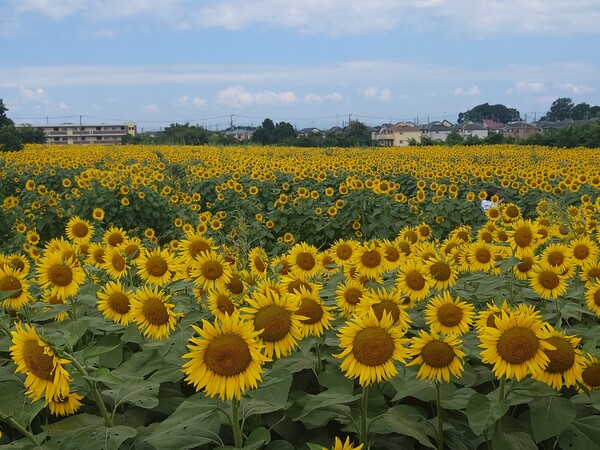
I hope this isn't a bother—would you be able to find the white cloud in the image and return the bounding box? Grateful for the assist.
[304,93,321,104]
[361,86,392,101]
[325,92,344,102]
[143,104,159,113]
[19,86,47,101]
[556,82,595,94]
[515,81,546,93]
[58,101,68,110]
[176,95,207,108]
[454,86,480,96]
[217,86,297,108]
[14,0,88,20]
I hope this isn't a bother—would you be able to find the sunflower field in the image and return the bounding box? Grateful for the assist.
[1,143,600,450]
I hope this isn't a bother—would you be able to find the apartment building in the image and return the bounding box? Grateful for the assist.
[18,122,137,145]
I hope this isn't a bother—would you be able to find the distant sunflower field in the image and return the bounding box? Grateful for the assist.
[1,143,600,450]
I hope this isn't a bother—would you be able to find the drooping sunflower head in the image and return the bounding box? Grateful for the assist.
[46,392,84,417]
[425,291,475,337]
[407,329,465,383]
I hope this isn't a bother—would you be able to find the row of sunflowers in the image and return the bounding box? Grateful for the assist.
[0,143,600,449]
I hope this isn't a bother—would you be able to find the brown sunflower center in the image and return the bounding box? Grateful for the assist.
[216,294,235,315]
[547,251,565,267]
[23,340,55,381]
[112,254,126,272]
[361,250,381,268]
[538,270,560,289]
[0,276,23,298]
[593,290,600,307]
[582,363,600,388]
[514,228,533,247]
[336,244,353,260]
[475,248,492,264]
[405,270,426,290]
[430,262,451,281]
[253,305,291,342]
[405,231,419,243]
[204,333,252,376]
[108,292,131,314]
[352,327,395,366]
[481,232,493,243]
[253,257,266,274]
[343,287,363,305]
[142,296,169,325]
[573,244,589,261]
[384,246,400,262]
[227,274,245,295]
[296,252,316,271]
[544,336,575,374]
[517,257,534,273]
[72,222,89,238]
[146,256,168,276]
[10,258,26,271]
[496,326,539,364]
[48,264,73,287]
[107,232,124,247]
[486,312,503,328]
[201,261,224,280]
[47,295,65,305]
[371,299,400,323]
[437,303,463,327]
[189,240,211,257]
[421,340,455,368]
[505,205,519,218]
[297,297,323,324]
[124,245,140,259]
[93,248,105,264]
[287,279,311,294]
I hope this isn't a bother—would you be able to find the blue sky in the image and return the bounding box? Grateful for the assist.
[2,0,600,131]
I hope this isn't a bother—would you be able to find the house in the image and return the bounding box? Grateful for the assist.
[420,121,453,142]
[16,122,137,145]
[483,119,505,133]
[499,122,542,140]
[226,128,255,140]
[374,122,421,147]
[455,121,488,139]
[297,127,322,137]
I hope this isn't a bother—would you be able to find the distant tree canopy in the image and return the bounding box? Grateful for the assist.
[457,103,521,124]
[541,97,600,121]
[252,119,297,145]
[162,122,208,145]
[0,98,14,128]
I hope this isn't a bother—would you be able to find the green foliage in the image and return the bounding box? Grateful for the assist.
[0,126,24,151]
[458,103,521,124]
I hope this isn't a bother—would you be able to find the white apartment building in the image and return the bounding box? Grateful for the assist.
[18,122,137,145]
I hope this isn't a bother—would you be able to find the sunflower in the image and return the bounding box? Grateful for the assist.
[396,259,432,301]
[2,253,31,274]
[334,309,409,386]
[207,288,238,320]
[411,241,438,263]
[329,239,361,268]
[425,291,474,337]
[407,330,465,383]
[118,237,144,261]
[532,328,584,390]
[65,216,94,243]
[288,242,321,279]
[379,239,403,270]
[475,301,512,332]
[46,392,84,417]
[570,236,599,267]
[351,242,389,279]
[513,249,540,281]
[10,323,72,401]
[479,312,554,381]
[465,241,497,272]
[103,226,127,248]
[0,266,33,309]
[248,247,268,280]
[102,246,130,280]
[580,355,600,392]
[135,248,180,286]
[92,207,105,221]
[179,232,216,264]
[182,312,269,400]
[241,289,304,360]
[97,280,134,325]
[292,286,335,337]
[398,226,419,244]
[86,242,106,268]
[529,263,568,300]
[41,290,69,322]
[190,250,232,292]
[325,436,364,450]
[130,285,183,339]
[585,282,600,316]
[507,219,540,256]
[335,279,368,317]
[37,251,86,299]
[356,287,411,330]
[225,271,247,296]
[271,254,294,276]
[501,203,522,222]
[540,243,574,274]
[581,261,600,286]
[422,255,458,290]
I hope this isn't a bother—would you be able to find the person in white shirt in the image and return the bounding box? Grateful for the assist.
[481,188,502,212]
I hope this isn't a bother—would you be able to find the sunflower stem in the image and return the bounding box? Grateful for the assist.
[65,353,113,427]
[315,339,323,374]
[436,381,444,450]
[494,378,506,435]
[554,297,561,329]
[0,414,42,448]
[359,384,369,448]
[68,296,78,321]
[231,397,243,449]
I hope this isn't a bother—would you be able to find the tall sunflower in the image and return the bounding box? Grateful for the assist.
[65,216,94,243]
[529,263,568,300]
[37,251,86,299]
[130,285,183,339]
[351,242,389,279]
[292,286,335,337]
[241,289,304,359]
[423,255,458,290]
[248,247,268,280]
[207,287,238,320]
[580,355,600,392]
[135,248,180,286]
[335,279,368,317]
[10,323,71,401]
[0,266,33,309]
[97,280,134,325]
[288,242,321,279]
[182,312,269,400]
[191,250,232,291]
[479,312,554,381]
[356,287,411,330]
[396,259,432,301]
[425,291,475,337]
[570,236,599,267]
[585,282,600,316]
[102,246,130,280]
[334,310,409,386]
[46,392,84,417]
[532,328,584,390]
[407,330,465,383]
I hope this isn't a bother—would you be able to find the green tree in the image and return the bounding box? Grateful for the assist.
[345,120,372,146]
[0,98,14,128]
[252,118,276,145]
[18,125,46,144]
[542,98,575,121]
[457,103,521,124]
[0,126,23,151]
[571,102,592,121]
[272,121,297,143]
[162,123,208,145]
[445,130,464,145]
